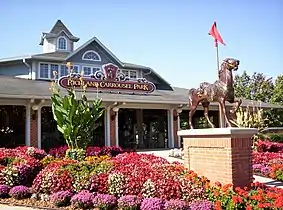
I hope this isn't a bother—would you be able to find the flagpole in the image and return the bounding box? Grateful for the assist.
[215,41,224,128]
[209,21,226,128]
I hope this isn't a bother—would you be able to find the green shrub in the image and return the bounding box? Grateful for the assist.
[268,133,283,143]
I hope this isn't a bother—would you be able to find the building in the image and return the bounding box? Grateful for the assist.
[0,20,281,151]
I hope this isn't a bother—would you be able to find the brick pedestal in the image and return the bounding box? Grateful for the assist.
[178,128,257,188]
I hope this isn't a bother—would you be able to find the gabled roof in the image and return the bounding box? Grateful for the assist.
[39,20,80,45]
[50,20,73,36]
[65,36,172,87]
[65,36,124,66]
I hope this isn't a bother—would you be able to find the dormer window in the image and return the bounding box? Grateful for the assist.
[57,36,67,50]
[82,50,101,62]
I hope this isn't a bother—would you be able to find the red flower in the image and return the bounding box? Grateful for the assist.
[275,196,283,208]
[232,195,243,204]
[214,200,222,210]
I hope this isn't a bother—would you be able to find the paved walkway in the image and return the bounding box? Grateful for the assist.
[0,204,40,210]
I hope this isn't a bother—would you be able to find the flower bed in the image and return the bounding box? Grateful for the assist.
[0,147,46,187]
[48,145,126,158]
[0,146,282,209]
[32,153,206,201]
[253,140,283,181]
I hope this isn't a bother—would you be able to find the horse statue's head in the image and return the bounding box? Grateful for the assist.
[222,58,240,71]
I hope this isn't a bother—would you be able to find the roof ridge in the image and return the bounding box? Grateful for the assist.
[49,19,73,36]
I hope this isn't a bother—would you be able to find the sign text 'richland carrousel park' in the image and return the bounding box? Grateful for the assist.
[58,63,156,93]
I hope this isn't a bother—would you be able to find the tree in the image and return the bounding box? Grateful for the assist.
[270,75,283,105]
[50,66,104,160]
[234,71,274,102]
[234,71,283,128]
[266,75,283,127]
[234,71,252,99]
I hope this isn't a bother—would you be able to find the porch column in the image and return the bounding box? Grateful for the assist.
[37,106,42,148]
[105,107,110,146]
[30,111,38,148]
[25,103,31,146]
[177,113,181,147]
[176,108,183,148]
[108,107,118,147]
[167,109,174,148]
[115,109,119,147]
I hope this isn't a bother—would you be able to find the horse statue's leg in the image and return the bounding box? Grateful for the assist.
[202,102,215,128]
[189,98,201,129]
[189,106,197,129]
[218,98,232,127]
[225,98,243,127]
[229,98,242,114]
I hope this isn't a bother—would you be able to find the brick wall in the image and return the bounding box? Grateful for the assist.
[109,109,116,146]
[173,110,179,148]
[30,111,38,148]
[182,130,254,188]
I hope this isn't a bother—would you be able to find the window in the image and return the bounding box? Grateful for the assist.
[83,67,92,75]
[93,67,100,73]
[57,36,67,50]
[83,66,101,76]
[129,71,137,79]
[121,70,138,79]
[60,65,68,77]
[39,63,49,79]
[68,65,80,74]
[82,50,101,61]
[50,64,59,79]
[122,70,129,77]
[39,63,80,79]
[72,65,79,73]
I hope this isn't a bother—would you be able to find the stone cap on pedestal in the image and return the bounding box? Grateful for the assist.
[178,128,258,137]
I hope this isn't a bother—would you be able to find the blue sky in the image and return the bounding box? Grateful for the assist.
[0,0,282,88]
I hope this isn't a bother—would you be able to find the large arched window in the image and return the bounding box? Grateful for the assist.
[82,50,101,61]
[57,36,67,50]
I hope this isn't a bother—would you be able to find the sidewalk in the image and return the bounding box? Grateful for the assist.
[0,204,40,210]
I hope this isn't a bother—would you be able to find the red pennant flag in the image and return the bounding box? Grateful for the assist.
[209,21,226,47]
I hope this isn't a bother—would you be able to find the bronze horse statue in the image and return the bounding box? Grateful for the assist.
[188,58,242,129]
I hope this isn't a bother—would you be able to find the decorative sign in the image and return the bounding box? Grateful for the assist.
[58,63,156,93]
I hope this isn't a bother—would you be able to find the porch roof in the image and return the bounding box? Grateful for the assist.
[0,76,282,109]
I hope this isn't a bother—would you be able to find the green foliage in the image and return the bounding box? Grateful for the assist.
[267,133,283,143]
[61,159,113,176]
[234,71,252,100]
[263,109,283,127]
[50,72,104,156]
[235,105,267,131]
[270,75,283,104]
[234,71,283,127]
[0,157,16,167]
[196,117,213,129]
[234,71,274,102]
[65,148,86,161]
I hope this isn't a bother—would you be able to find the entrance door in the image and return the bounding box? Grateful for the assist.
[142,109,168,149]
[118,109,137,150]
[0,106,26,148]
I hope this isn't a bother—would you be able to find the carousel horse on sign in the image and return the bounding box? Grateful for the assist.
[188,58,242,129]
